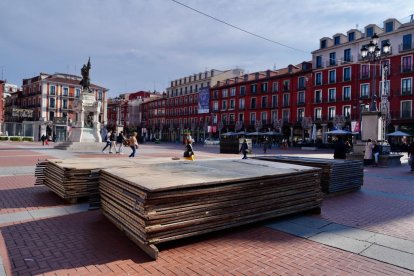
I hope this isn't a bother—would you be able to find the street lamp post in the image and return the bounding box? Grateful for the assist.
[360,33,391,111]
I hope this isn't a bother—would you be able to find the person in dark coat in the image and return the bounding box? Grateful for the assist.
[240,139,249,159]
[333,137,347,159]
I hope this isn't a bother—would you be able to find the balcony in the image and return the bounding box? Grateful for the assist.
[326,60,337,67]
[282,103,290,108]
[340,56,354,64]
[328,98,336,103]
[297,84,306,90]
[343,97,351,101]
[282,85,290,92]
[314,98,323,104]
[395,88,413,96]
[360,95,369,99]
[400,64,414,73]
[328,79,336,84]
[297,101,305,106]
[360,74,370,80]
[399,43,413,53]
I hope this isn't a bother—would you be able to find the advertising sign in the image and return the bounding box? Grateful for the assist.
[198,87,210,114]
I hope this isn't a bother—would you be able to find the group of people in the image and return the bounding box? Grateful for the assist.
[102,130,139,157]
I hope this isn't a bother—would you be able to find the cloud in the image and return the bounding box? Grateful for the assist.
[0,0,413,96]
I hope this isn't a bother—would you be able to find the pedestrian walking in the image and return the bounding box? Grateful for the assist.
[102,130,112,153]
[364,139,374,165]
[183,139,195,161]
[40,134,47,146]
[263,138,269,154]
[116,131,126,154]
[109,131,117,154]
[240,139,249,159]
[128,132,139,157]
[408,141,414,172]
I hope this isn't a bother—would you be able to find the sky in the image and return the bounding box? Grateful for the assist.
[1,0,413,97]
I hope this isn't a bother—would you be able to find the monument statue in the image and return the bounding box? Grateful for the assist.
[68,57,102,144]
[80,57,91,92]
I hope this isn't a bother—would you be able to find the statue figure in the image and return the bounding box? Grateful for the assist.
[80,57,91,92]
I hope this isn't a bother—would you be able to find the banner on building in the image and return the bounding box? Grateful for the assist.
[12,108,33,118]
[351,121,360,132]
[198,87,210,114]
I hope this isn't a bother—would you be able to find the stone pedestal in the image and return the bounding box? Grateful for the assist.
[69,90,102,143]
[361,111,383,142]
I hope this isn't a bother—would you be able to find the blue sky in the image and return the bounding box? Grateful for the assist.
[0,0,412,97]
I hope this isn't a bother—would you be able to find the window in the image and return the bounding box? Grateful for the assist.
[282,110,290,123]
[348,32,355,42]
[222,115,227,124]
[250,112,256,125]
[320,39,327,49]
[297,108,304,121]
[222,100,227,110]
[315,90,322,103]
[329,70,336,83]
[240,86,246,96]
[63,99,68,109]
[239,98,245,109]
[328,107,336,120]
[361,64,370,79]
[344,49,351,62]
[314,108,322,120]
[213,101,219,111]
[261,96,267,108]
[298,77,306,89]
[283,80,290,91]
[343,86,351,100]
[360,84,369,98]
[261,82,268,93]
[230,87,236,97]
[251,98,257,109]
[271,111,278,122]
[230,99,235,109]
[343,106,351,119]
[316,56,323,68]
[272,95,278,108]
[402,56,412,72]
[63,87,69,96]
[343,67,351,81]
[229,114,235,124]
[402,78,412,95]
[272,82,279,92]
[261,112,267,124]
[334,36,340,45]
[49,98,56,108]
[251,84,257,93]
[50,85,56,95]
[403,34,412,51]
[366,27,374,38]
[213,114,217,124]
[385,21,394,33]
[328,88,336,102]
[329,52,336,66]
[238,113,244,122]
[298,91,305,104]
[315,72,322,85]
[401,101,412,118]
[283,94,290,107]
[213,90,219,99]
[98,91,103,100]
[222,89,228,98]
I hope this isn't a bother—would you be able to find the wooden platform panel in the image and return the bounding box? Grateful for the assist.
[253,156,364,194]
[99,158,323,259]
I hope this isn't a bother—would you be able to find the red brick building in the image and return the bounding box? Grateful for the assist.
[312,17,414,140]
[210,63,313,143]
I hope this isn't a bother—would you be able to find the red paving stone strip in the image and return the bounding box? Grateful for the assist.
[0,155,54,167]
[1,211,412,275]
[0,175,67,215]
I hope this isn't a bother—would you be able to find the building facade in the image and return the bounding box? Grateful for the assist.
[312,17,414,138]
[4,73,108,140]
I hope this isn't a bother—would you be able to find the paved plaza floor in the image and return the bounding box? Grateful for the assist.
[0,141,413,275]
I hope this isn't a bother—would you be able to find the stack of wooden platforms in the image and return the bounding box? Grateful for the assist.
[37,157,181,204]
[34,160,48,185]
[254,156,363,194]
[99,159,323,259]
